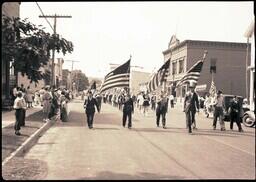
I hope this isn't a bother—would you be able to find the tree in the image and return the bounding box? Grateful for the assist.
[71,71,89,92]
[2,15,74,83]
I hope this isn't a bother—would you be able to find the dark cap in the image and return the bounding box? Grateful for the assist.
[217,90,222,94]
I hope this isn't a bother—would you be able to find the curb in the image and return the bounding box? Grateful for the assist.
[2,119,56,166]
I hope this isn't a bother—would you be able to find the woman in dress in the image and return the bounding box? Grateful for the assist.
[42,87,52,122]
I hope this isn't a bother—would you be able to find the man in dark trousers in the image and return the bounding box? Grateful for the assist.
[83,90,100,129]
[156,93,168,129]
[229,95,243,132]
[183,82,200,133]
[122,93,134,129]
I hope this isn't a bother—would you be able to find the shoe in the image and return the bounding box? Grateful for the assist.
[206,114,209,118]
[193,126,197,130]
[157,125,159,127]
[163,126,167,129]
[213,126,216,130]
[221,128,226,131]
[239,129,244,132]
[128,126,132,129]
[188,130,192,134]
[15,131,21,136]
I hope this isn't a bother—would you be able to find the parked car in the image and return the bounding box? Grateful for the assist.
[243,110,255,127]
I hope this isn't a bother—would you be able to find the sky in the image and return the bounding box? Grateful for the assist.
[20,1,254,79]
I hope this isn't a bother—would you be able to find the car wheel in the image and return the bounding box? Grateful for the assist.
[242,114,255,127]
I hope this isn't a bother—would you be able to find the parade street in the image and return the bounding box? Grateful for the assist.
[23,98,255,180]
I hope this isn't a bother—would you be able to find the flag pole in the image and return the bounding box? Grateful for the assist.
[128,54,132,95]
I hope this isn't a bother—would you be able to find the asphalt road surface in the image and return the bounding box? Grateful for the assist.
[24,99,255,180]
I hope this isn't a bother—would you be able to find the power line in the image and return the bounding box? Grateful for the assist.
[35,2,54,32]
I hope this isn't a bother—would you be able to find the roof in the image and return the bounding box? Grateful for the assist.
[162,39,248,54]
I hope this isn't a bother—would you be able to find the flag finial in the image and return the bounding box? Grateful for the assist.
[203,50,208,61]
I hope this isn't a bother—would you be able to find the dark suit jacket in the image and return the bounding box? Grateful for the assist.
[184,92,199,113]
[122,98,134,113]
[84,97,99,114]
[156,98,168,114]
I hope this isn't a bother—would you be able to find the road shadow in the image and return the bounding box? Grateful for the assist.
[92,127,120,130]
[55,111,85,127]
[75,170,187,180]
[132,127,239,138]
[25,110,44,122]
[56,110,122,127]
[197,128,255,137]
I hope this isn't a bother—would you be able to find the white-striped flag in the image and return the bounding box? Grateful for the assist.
[176,60,204,88]
[100,59,130,94]
[209,80,217,97]
[147,59,170,93]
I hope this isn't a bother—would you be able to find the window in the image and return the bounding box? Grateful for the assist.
[179,59,184,73]
[210,58,217,73]
[172,62,177,75]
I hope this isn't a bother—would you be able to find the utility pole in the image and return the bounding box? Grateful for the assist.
[64,60,80,91]
[39,14,72,87]
[64,60,80,72]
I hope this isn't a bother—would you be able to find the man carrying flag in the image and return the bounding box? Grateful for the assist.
[146,59,170,128]
[180,51,208,133]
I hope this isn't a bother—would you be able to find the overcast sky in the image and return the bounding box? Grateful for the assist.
[20,1,254,78]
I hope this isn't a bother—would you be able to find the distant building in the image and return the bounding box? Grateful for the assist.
[108,63,150,95]
[163,35,250,104]
[54,58,64,88]
[130,70,151,94]
[244,19,255,111]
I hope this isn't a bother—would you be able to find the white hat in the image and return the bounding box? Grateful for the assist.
[188,81,196,88]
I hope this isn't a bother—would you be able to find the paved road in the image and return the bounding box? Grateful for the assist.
[24,99,255,180]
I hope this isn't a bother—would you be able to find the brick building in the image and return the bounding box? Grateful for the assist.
[163,35,250,104]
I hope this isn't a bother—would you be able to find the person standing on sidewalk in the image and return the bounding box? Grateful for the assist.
[59,91,69,122]
[48,89,60,121]
[83,90,100,129]
[151,93,156,111]
[212,90,226,131]
[12,85,18,106]
[229,95,243,132]
[122,93,134,129]
[142,93,150,116]
[156,93,168,129]
[13,91,27,135]
[25,86,34,108]
[42,87,52,122]
[183,82,200,133]
[169,94,174,108]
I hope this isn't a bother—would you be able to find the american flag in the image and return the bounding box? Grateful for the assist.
[147,59,170,93]
[209,80,217,97]
[176,60,204,88]
[176,51,207,88]
[100,59,130,94]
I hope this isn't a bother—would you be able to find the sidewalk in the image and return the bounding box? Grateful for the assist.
[2,105,42,128]
[2,99,74,164]
[2,105,45,162]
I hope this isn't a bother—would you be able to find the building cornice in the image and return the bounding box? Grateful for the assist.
[163,40,248,55]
